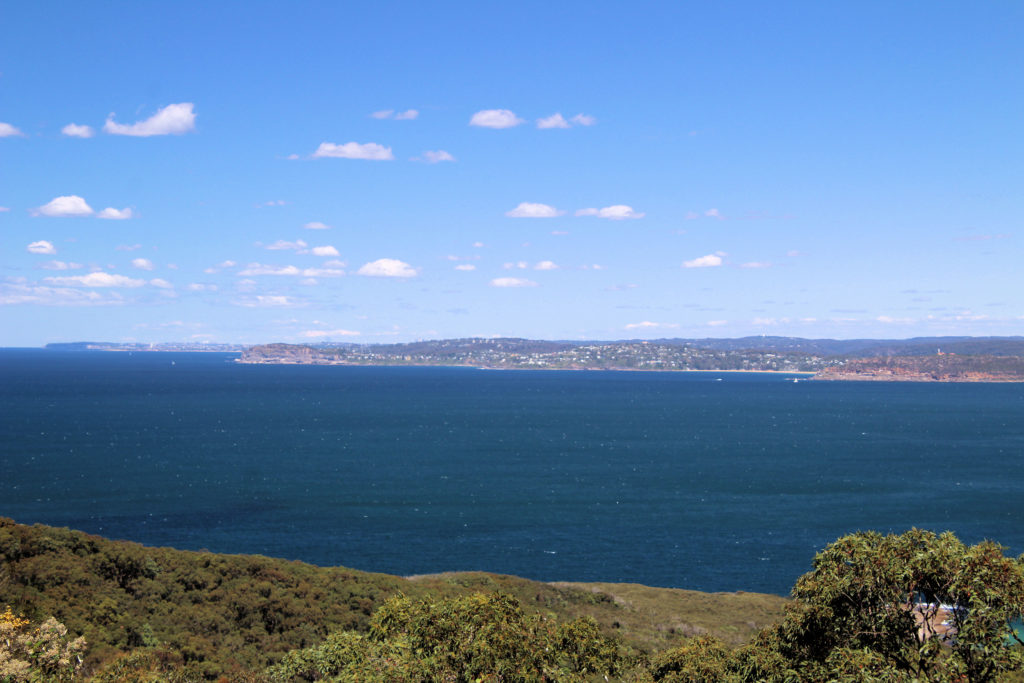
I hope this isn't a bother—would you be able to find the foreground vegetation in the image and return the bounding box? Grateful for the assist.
[2,519,1022,681]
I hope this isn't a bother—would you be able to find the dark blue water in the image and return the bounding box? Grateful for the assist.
[2,349,1022,595]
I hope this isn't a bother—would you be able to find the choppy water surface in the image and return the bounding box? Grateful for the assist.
[2,349,1022,594]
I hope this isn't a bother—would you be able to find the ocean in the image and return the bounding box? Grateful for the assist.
[1,349,1022,595]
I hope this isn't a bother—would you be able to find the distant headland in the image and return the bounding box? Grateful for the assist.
[232,336,1024,382]
[40,336,1024,381]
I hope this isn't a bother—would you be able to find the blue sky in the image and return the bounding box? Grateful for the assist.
[2,2,1022,346]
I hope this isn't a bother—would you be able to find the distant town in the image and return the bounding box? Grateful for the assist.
[43,336,1024,381]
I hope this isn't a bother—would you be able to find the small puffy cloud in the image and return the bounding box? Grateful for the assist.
[312,141,394,160]
[575,205,644,220]
[371,109,418,120]
[534,260,558,270]
[40,260,82,270]
[149,278,173,289]
[418,150,455,163]
[44,272,146,287]
[27,240,57,255]
[454,264,476,271]
[322,259,346,268]
[33,195,94,217]
[236,295,301,308]
[0,207,9,212]
[104,102,196,136]
[625,321,678,330]
[116,243,142,251]
[311,245,339,257]
[683,253,724,268]
[131,258,154,270]
[470,109,524,129]
[570,113,596,126]
[503,261,528,270]
[61,123,95,138]
[260,199,287,207]
[506,202,565,218]
[0,122,24,137]
[740,261,771,269]
[187,283,217,291]
[97,207,134,220]
[684,211,700,220]
[490,277,537,288]
[357,258,417,278]
[537,113,570,129]
[265,239,308,251]
[705,208,723,219]
[302,329,361,338]
[0,283,114,306]
[303,221,331,230]
[301,267,344,278]
[238,263,302,276]
[707,320,728,327]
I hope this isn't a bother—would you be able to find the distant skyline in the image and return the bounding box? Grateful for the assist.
[2,2,1022,346]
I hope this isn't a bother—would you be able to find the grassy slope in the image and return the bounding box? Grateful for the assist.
[0,518,787,676]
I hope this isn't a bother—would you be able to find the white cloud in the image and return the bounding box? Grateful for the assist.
[312,142,394,160]
[311,245,339,257]
[470,109,524,129]
[454,264,476,271]
[302,329,361,338]
[323,259,346,268]
[473,241,484,248]
[537,113,570,129]
[40,260,82,270]
[534,260,558,270]
[104,102,196,136]
[705,208,723,219]
[0,283,116,306]
[33,195,94,217]
[265,239,308,251]
[570,113,596,126]
[0,207,8,212]
[506,202,565,218]
[740,261,771,269]
[503,261,529,270]
[371,109,418,120]
[131,258,154,270]
[149,278,173,289]
[683,253,724,268]
[684,211,700,220]
[44,272,146,287]
[97,207,134,220]
[490,277,537,288]
[301,268,344,278]
[260,199,287,207]
[707,320,728,327]
[0,122,24,137]
[27,240,57,255]
[575,205,645,220]
[357,258,417,278]
[303,221,331,230]
[236,295,301,308]
[238,263,302,276]
[624,321,678,330]
[419,150,455,163]
[61,123,95,138]
[187,283,217,291]
[116,244,142,251]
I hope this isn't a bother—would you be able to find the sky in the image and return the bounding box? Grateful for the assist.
[1,2,1022,346]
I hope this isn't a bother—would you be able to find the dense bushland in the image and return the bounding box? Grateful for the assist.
[2,519,1022,681]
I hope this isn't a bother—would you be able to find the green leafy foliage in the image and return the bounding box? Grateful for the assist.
[267,592,626,682]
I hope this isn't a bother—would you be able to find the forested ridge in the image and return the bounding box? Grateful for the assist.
[2,518,1022,681]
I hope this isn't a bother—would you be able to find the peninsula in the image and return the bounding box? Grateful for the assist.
[235,336,1024,381]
